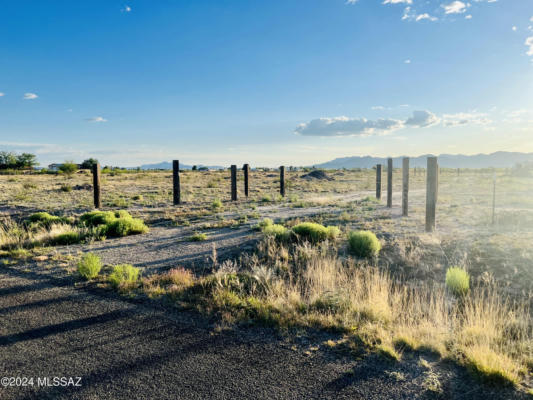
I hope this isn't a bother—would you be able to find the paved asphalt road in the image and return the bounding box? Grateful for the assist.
[0,266,526,400]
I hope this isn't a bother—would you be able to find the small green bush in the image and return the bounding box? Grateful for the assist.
[49,231,81,245]
[28,212,66,226]
[292,222,339,243]
[212,199,222,209]
[348,230,381,258]
[80,210,148,237]
[78,253,102,280]
[60,184,72,192]
[189,232,208,241]
[108,264,140,289]
[263,224,289,241]
[107,217,148,237]
[445,267,470,297]
[254,218,273,230]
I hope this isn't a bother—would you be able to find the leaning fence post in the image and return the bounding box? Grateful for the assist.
[426,157,438,232]
[402,157,409,216]
[243,164,250,197]
[376,164,382,200]
[280,166,285,197]
[231,165,237,201]
[387,158,393,208]
[92,162,101,209]
[173,160,180,205]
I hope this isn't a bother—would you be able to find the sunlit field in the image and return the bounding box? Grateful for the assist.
[1,166,532,393]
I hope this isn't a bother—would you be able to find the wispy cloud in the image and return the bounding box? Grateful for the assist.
[415,13,438,22]
[0,93,4,97]
[86,116,108,123]
[442,1,468,14]
[122,5,132,12]
[404,59,411,63]
[23,93,38,100]
[465,14,472,20]
[442,112,491,126]
[294,116,404,137]
[526,36,533,56]
[383,0,412,4]
[404,110,440,127]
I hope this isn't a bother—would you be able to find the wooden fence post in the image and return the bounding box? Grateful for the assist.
[376,164,382,200]
[173,160,180,205]
[231,165,237,201]
[280,166,285,197]
[387,158,393,208]
[243,164,249,197]
[402,157,409,216]
[92,162,101,209]
[426,157,438,232]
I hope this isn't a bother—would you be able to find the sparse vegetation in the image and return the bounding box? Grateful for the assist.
[189,232,208,242]
[108,264,141,290]
[347,230,381,258]
[445,266,470,297]
[77,253,102,280]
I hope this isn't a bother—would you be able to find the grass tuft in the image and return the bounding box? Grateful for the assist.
[347,230,381,258]
[108,264,141,290]
[77,253,102,280]
[446,267,470,297]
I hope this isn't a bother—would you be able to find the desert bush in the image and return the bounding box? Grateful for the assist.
[189,232,208,241]
[446,267,470,297]
[348,230,381,258]
[49,231,81,245]
[212,199,222,209]
[78,253,102,280]
[28,212,67,227]
[80,210,148,237]
[262,224,289,241]
[108,264,140,289]
[292,222,339,243]
[60,184,72,192]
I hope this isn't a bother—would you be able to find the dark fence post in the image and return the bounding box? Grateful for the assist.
[387,158,393,208]
[376,164,382,200]
[231,165,237,201]
[426,157,438,232]
[280,166,285,197]
[402,157,409,216]
[243,164,249,197]
[92,162,101,209]
[173,160,180,205]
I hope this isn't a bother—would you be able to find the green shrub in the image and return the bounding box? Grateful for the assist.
[28,212,66,226]
[78,253,102,280]
[108,264,140,289]
[212,199,222,209]
[107,217,148,237]
[80,211,117,226]
[262,224,289,241]
[189,232,208,241]
[50,231,81,245]
[445,267,470,297]
[132,194,143,201]
[261,195,272,203]
[60,184,72,192]
[348,230,381,258]
[254,218,273,230]
[292,222,339,243]
[80,210,148,237]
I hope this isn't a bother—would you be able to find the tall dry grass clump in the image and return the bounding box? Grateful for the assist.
[188,237,531,386]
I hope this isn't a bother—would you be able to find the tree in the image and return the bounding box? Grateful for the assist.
[0,151,18,169]
[80,158,98,169]
[16,153,38,169]
[59,161,78,176]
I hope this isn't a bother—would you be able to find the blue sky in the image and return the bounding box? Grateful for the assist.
[0,0,532,167]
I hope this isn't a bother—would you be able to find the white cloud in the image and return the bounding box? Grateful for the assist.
[465,14,472,19]
[294,116,404,137]
[405,110,440,127]
[442,112,491,126]
[530,16,533,22]
[512,26,517,31]
[402,7,412,20]
[23,93,38,100]
[404,59,411,63]
[442,1,468,14]
[416,13,438,22]
[383,0,412,4]
[0,93,4,97]
[122,5,132,12]
[526,36,533,56]
[86,116,107,123]
[372,106,385,110]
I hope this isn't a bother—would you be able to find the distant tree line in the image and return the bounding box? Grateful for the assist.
[0,151,38,170]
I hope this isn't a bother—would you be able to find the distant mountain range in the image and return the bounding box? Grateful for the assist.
[138,161,224,170]
[313,152,533,169]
